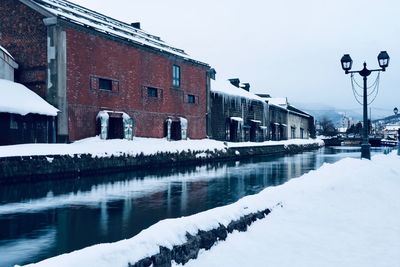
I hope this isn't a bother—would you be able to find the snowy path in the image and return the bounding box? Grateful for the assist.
[19,151,400,267]
[175,152,400,267]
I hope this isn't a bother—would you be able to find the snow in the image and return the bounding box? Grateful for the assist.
[261,97,288,108]
[384,124,400,131]
[0,79,59,116]
[0,137,322,158]
[30,0,204,64]
[19,151,400,267]
[230,117,243,122]
[211,79,266,102]
[0,137,226,158]
[177,152,400,267]
[0,45,14,59]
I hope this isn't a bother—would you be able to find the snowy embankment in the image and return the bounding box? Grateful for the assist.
[0,137,322,158]
[0,137,226,158]
[20,152,400,267]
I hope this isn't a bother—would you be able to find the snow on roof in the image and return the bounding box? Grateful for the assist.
[26,0,207,65]
[264,97,288,107]
[384,124,400,131]
[0,45,14,60]
[0,79,59,116]
[211,79,266,103]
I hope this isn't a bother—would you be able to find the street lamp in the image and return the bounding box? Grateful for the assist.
[340,51,390,159]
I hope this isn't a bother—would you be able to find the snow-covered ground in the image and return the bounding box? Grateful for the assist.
[0,137,322,158]
[19,151,400,267]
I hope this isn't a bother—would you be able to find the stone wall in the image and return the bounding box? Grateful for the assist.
[128,207,274,267]
[0,142,322,185]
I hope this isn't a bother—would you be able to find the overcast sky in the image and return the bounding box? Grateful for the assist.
[70,0,400,117]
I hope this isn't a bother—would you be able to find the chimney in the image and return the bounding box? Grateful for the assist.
[240,83,250,92]
[209,68,216,80]
[228,78,240,88]
[131,22,141,29]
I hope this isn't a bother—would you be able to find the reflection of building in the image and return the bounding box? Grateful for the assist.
[210,78,268,142]
[1,0,209,142]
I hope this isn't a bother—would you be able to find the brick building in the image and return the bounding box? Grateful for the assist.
[210,78,268,142]
[0,0,210,142]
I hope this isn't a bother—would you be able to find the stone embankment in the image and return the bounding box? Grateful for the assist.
[129,207,276,267]
[0,142,322,184]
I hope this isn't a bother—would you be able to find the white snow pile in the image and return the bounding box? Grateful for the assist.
[0,79,58,116]
[0,45,14,59]
[0,137,322,158]
[0,137,227,158]
[19,152,400,267]
[210,79,266,102]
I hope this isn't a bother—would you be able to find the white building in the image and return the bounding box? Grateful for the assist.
[0,45,18,81]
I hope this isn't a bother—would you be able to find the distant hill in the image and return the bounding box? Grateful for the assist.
[373,114,400,125]
[291,102,362,126]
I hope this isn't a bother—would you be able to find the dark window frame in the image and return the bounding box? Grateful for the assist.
[9,114,18,130]
[172,65,181,88]
[187,94,196,104]
[147,87,158,98]
[99,78,113,91]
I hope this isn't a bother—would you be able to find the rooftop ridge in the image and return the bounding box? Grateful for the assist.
[27,0,197,59]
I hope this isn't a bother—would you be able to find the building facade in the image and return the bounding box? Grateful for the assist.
[210,78,268,142]
[268,104,288,141]
[0,0,210,142]
[0,79,58,145]
[0,45,18,81]
[287,105,313,139]
[258,95,315,140]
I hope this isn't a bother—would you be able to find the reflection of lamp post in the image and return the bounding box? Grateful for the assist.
[341,51,390,159]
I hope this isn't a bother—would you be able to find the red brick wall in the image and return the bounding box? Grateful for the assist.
[66,28,208,141]
[0,0,47,97]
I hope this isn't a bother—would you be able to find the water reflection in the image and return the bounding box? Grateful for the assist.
[0,147,390,266]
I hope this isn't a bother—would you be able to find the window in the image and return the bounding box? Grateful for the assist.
[291,126,296,139]
[300,128,305,139]
[147,87,158,98]
[188,94,196,104]
[99,78,112,91]
[10,114,18,129]
[172,65,181,87]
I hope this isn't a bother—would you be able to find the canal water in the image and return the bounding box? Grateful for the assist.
[0,146,391,267]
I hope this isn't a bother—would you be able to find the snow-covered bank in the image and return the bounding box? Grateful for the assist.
[0,137,227,158]
[20,152,400,267]
[0,137,322,184]
[0,137,322,158]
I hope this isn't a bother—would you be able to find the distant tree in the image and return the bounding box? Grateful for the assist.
[320,117,337,136]
[346,124,356,134]
[355,122,363,135]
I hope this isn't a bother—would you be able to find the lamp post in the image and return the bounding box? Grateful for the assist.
[341,51,390,159]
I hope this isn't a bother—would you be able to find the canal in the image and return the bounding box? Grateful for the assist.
[0,146,391,267]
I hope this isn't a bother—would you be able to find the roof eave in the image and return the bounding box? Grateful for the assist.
[19,0,55,17]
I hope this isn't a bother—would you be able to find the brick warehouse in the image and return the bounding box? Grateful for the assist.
[0,0,211,142]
